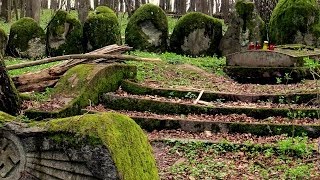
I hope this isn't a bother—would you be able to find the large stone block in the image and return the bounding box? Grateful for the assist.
[0,112,159,180]
[170,12,222,57]
[226,50,304,67]
[6,17,45,58]
[125,4,168,52]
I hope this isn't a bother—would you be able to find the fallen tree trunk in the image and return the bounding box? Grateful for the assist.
[7,54,161,70]
[11,44,162,92]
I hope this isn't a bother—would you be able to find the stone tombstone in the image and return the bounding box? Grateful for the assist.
[6,17,46,59]
[170,12,223,57]
[83,6,121,52]
[125,4,169,52]
[219,0,265,56]
[46,10,83,56]
[0,112,159,180]
[269,0,320,46]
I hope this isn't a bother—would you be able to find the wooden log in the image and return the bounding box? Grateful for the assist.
[17,79,59,92]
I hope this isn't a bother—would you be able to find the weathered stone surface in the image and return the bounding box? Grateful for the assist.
[181,28,211,56]
[140,21,163,47]
[226,50,304,67]
[6,17,45,58]
[46,10,83,56]
[0,112,159,180]
[125,4,168,52]
[219,0,265,55]
[170,12,222,57]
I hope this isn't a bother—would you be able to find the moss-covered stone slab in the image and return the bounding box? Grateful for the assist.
[83,6,121,52]
[130,116,320,138]
[269,0,320,46]
[46,10,83,56]
[102,93,320,119]
[219,0,265,55]
[24,64,137,120]
[125,4,168,52]
[0,112,159,179]
[170,12,222,57]
[121,80,319,104]
[224,66,320,83]
[6,17,45,58]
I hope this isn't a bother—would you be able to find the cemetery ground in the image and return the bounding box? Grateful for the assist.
[2,9,320,180]
[5,49,320,179]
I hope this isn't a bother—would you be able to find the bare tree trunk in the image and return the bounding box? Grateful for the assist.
[78,0,90,24]
[0,58,20,115]
[221,0,229,21]
[26,0,41,23]
[188,0,196,12]
[135,0,140,9]
[50,0,59,9]
[141,0,146,4]
[120,0,125,12]
[209,0,213,16]
[41,0,48,8]
[1,0,12,22]
[13,0,19,20]
[201,0,208,14]
[165,0,171,12]
[66,0,71,10]
[20,0,25,18]
[124,0,133,16]
[159,0,165,10]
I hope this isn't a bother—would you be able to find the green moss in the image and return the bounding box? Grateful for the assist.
[83,6,121,52]
[95,6,115,14]
[269,0,320,45]
[235,0,255,20]
[6,17,45,57]
[46,10,83,56]
[25,64,137,119]
[36,112,159,180]
[102,93,320,119]
[235,0,262,31]
[125,4,168,52]
[0,111,15,127]
[169,12,222,56]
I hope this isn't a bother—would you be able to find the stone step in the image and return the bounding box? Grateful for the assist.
[84,108,320,138]
[101,92,320,119]
[121,80,319,104]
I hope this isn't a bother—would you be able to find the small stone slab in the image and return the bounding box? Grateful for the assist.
[226,50,304,67]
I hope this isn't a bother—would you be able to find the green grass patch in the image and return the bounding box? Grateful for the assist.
[129,51,225,73]
[164,138,318,179]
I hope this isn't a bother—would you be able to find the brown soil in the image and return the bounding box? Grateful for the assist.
[86,105,320,125]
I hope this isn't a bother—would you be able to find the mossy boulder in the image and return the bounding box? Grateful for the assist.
[125,4,168,52]
[83,6,121,52]
[0,28,7,57]
[269,0,320,46]
[46,10,83,56]
[219,0,265,55]
[170,12,222,57]
[6,17,45,58]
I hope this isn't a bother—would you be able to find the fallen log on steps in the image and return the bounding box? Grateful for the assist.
[10,44,161,92]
